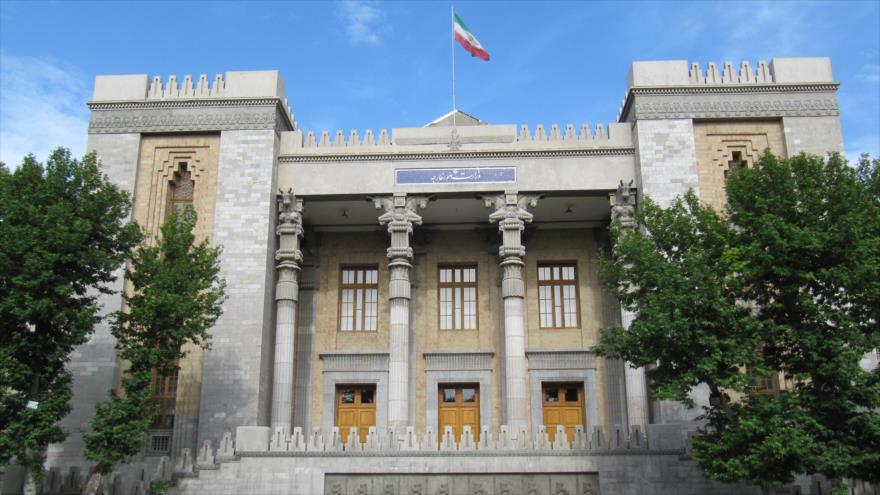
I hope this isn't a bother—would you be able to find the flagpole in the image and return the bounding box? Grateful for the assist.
[451,5,457,128]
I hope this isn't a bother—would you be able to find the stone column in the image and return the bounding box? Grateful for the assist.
[484,190,541,430]
[609,180,650,429]
[373,193,430,431]
[270,189,304,433]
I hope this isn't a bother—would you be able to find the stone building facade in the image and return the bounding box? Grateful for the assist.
[2,58,847,494]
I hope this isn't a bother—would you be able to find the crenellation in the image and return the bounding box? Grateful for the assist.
[722,61,735,83]
[645,58,834,88]
[292,121,628,152]
[97,71,296,128]
[534,123,547,141]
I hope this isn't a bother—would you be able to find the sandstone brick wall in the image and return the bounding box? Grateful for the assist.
[307,227,613,435]
[692,120,786,212]
[128,135,221,450]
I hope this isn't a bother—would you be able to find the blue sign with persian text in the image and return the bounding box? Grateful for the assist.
[395,166,517,185]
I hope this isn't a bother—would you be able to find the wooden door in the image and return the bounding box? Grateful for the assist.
[335,385,376,444]
[542,383,584,442]
[438,384,480,442]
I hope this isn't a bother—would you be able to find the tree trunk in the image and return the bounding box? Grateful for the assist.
[22,472,37,495]
[83,472,103,495]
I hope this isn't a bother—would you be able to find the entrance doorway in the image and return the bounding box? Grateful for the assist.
[542,382,584,442]
[438,384,480,442]
[335,384,376,444]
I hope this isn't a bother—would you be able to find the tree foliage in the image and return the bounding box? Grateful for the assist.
[84,206,226,474]
[0,149,141,480]
[597,152,880,489]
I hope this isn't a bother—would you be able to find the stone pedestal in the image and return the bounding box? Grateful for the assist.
[373,193,430,431]
[270,190,304,432]
[485,191,541,430]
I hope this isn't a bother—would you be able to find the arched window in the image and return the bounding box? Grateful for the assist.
[169,163,194,215]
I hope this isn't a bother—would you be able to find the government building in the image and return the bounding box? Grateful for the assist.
[4,57,848,494]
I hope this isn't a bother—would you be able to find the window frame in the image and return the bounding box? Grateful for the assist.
[337,265,380,332]
[536,261,581,329]
[437,264,479,331]
[150,367,178,429]
[168,162,195,214]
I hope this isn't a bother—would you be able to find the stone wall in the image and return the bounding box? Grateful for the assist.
[196,129,279,447]
[634,119,701,207]
[45,133,142,469]
[783,115,845,157]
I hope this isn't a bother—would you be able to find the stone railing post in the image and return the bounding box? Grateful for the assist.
[609,180,649,429]
[372,193,430,431]
[484,190,541,430]
[270,189,304,433]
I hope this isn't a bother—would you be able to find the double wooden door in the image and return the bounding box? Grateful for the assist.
[438,384,480,442]
[335,384,376,444]
[542,382,585,442]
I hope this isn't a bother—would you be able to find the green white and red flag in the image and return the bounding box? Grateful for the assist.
[453,13,490,61]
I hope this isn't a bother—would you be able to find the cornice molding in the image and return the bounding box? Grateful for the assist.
[620,82,840,122]
[87,97,283,110]
[279,147,635,163]
[87,98,295,133]
[88,105,293,134]
[629,82,839,96]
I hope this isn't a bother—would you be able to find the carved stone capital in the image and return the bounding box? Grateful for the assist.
[483,190,542,261]
[275,188,304,272]
[371,193,432,261]
[609,180,637,229]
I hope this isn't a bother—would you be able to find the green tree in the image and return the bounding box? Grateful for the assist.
[83,206,225,478]
[597,152,880,492]
[0,149,142,486]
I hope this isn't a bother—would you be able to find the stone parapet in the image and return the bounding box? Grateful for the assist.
[191,423,691,456]
[279,122,633,157]
[87,71,295,134]
[627,58,834,88]
[619,57,839,122]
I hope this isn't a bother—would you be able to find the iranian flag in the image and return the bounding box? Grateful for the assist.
[453,13,490,61]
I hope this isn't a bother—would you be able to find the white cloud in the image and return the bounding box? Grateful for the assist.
[339,1,386,46]
[0,52,90,167]
[856,63,880,83]
[845,135,880,163]
[720,2,811,60]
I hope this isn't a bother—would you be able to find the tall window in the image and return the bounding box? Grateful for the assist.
[151,368,178,429]
[439,265,477,330]
[150,164,193,430]
[169,163,194,214]
[538,263,579,328]
[339,267,379,331]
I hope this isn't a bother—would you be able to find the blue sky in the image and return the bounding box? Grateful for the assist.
[1,0,878,165]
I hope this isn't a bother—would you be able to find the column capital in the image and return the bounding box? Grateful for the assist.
[371,193,431,261]
[483,190,541,225]
[609,180,637,229]
[483,190,542,259]
[276,188,304,266]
